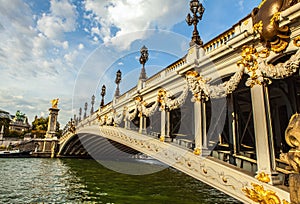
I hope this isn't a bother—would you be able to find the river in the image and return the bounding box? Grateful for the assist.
[0,158,242,203]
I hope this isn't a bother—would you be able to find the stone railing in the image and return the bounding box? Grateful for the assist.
[204,29,235,53]
[144,57,186,88]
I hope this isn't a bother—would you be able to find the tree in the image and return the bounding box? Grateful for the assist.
[31,116,61,138]
[0,117,10,137]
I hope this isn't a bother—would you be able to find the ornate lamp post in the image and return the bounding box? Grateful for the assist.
[84,102,88,119]
[73,114,77,125]
[68,118,76,133]
[79,107,82,122]
[139,45,148,80]
[90,95,95,115]
[100,85,106,108]
[186,0,205,46]
[115,70,122,97]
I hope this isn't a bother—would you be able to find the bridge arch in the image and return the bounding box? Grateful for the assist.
[58,129,140,159]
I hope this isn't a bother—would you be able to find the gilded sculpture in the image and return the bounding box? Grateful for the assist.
[157,89,167,108]
[256,172,271,183]
[251,0,298,53]
[281,113,300,204]
[238,46,262,87]
[283,113,300,173]
[293,36,300,47]
[242,183,281,204]
[51,98,59,109]
[186,66,244,99]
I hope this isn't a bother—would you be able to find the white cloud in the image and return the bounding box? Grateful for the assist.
[91,26,101,36]
[84,0,188,49]
[64,50,79,65]
[32,33,51,57]
[37,0,77,40]
[93,36,99,43]
[0,0,81,125]
[78,43,84,50]
[13,95,24,99]
[63,41,69,49]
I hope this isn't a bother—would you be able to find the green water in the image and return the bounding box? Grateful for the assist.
[0,158,242,203]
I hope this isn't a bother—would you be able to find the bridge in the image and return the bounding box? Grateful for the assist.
[56,1,300,203]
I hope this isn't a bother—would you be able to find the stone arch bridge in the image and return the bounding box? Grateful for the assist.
[57,2,300,203]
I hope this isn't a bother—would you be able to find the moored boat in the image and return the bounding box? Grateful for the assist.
[0,149,31,158]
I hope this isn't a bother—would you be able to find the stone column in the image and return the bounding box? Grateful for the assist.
[251,84,278,184]
[139,112,143,134]
[124,117,128,129]
[194,100,202,155]
[194,100,208,156]
[45,107,60,139]
[202,102,208,150]
[143,117,147,134]
[160,110,166,141]
[166,111,170,138]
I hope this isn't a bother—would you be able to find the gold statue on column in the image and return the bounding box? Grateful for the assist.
[51,98,59,109]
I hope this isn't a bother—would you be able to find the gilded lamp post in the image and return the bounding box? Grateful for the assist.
[186,0,205,46]
[139,45,148,80]
[100,85,106,108]
[115,70,122,97]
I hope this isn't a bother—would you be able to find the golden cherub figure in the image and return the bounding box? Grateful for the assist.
[51,98,59,109]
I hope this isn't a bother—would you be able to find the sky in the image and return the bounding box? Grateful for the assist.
[0,0,261,126]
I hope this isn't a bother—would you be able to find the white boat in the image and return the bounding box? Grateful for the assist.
[0,149,31,158]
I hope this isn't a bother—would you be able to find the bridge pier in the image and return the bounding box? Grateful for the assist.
[31,100,60,158]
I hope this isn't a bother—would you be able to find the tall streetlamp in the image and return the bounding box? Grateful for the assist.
[84,102,88,119]
[90,95,95,115]
[100,85,106,108]
[73,114,77,125]
[115,70,122,97]
[79,107,82,122]
[186,0,205,46]
[139,45,148,80]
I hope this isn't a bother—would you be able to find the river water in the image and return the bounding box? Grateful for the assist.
[0,158,242,203]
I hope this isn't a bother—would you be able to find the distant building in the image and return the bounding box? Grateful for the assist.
[0,109,12,136]
[9,110,31,133]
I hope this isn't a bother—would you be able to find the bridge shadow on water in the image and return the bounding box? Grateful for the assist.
[60,132,171,175]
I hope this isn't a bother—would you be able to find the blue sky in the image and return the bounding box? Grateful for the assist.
[0,0,261,125]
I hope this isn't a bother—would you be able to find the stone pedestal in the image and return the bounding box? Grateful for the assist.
[45,108,60,139]
[31,138,58,158]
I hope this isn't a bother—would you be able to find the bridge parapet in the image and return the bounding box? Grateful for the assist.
[203,16,253,54]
